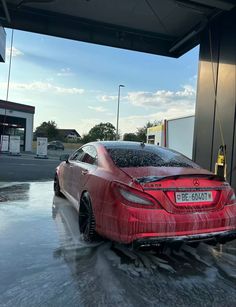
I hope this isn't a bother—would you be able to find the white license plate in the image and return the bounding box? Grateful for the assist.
[175,191,213,203]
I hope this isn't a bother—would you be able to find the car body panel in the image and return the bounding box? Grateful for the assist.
[95,202,236,244]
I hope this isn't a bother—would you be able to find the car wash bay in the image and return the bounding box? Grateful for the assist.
[0,1,236,306]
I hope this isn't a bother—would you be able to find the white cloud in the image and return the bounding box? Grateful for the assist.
[126,85,196,109]
[98,95,117,102]
[106,112,115,116]
[78,118,105,135]
[119,105,195,134]
[88,106,107,112]
[0,81,84,95]
[118,85,196,134]
[57,67,73,77]
[84,84,196,135]
[6,47,24,57]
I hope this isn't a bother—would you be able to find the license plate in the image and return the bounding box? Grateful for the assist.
[175,191,213,203]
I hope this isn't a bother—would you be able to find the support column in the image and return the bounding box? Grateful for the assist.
[193,8,236,189]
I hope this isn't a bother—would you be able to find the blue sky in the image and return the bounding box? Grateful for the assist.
[0,29,199,136]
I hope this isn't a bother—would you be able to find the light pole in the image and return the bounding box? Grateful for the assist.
[116,84,125,140]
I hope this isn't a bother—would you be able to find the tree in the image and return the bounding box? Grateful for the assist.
[80,133,93,144]
[123,133,139,142]
[34,121,59,141]
[136,120,162,142]
[82,122,116,142]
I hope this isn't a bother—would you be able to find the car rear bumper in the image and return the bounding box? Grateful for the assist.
[132,229,236,248]
[97,203,236,244]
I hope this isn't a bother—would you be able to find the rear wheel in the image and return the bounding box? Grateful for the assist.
[187,242,200,248]
[54,174,63,197]
[79,192,98,242]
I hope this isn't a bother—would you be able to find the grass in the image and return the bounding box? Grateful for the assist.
[63,142,83,149]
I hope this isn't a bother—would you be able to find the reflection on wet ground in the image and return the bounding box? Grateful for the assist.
[0,182,236,306]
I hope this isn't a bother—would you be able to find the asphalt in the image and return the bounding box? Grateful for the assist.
[0,153,60,181]
[0,181,236,307]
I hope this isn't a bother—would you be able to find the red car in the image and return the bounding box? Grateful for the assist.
[54,141,236,247]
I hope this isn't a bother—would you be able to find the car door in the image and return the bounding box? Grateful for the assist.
[60,147,85,197]
[69,145,98,201]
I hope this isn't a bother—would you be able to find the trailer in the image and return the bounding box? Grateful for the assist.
[147,115,195,159]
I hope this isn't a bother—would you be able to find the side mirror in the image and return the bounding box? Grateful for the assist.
[60,154,70,162]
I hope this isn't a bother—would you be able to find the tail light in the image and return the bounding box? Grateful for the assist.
[226,189,236,205]
[111,181,162,209]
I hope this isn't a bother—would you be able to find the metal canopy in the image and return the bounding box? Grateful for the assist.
[0,0,235,57]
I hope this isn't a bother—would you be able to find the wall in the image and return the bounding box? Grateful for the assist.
[0,26,6,62]
[167,116,195,159]
[193,8,236,189]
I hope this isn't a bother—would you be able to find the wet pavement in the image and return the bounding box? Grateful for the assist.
[0,181,236,307]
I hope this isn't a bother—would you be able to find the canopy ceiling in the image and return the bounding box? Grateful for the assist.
[0,0,235,57]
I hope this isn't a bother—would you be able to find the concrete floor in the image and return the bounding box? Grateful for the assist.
[0,181,236,306]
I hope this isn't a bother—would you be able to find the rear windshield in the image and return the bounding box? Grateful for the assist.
[106,145,199,168]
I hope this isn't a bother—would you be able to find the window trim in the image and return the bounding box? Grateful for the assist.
[69,145,98,166]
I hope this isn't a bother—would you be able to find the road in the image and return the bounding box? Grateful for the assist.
[0,181,235,307]
[0,154,60,181]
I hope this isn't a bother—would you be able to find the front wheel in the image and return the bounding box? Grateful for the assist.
[54,174,63,197]
[79,192,99,242]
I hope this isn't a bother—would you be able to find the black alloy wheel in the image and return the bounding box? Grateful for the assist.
[79,192,98,242]
[54,174,63,197]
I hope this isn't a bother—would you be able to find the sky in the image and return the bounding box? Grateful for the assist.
[0,28,199,136]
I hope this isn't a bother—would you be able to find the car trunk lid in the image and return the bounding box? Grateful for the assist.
[121,167,229,213]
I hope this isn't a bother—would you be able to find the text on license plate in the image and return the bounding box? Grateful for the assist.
[175,191,213,203]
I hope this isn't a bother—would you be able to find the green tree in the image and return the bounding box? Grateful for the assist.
[80,133,93,144]
[123,133,139,142]
[34,121,59,141]
[84,122,116,142]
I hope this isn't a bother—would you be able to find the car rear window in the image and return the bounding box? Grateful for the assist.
[106,145,199,168]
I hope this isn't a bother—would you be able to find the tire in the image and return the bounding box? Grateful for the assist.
[187,242,200,248]
[79,192,98,242]
[54,174,63,197]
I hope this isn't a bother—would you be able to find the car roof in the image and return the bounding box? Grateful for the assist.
[97,141,163,150]
[98,140,144,146]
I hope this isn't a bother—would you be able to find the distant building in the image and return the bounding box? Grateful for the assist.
[58,129,81,142]
[0,100,35,151]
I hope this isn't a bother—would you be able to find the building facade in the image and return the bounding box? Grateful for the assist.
[0,100,35,152]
